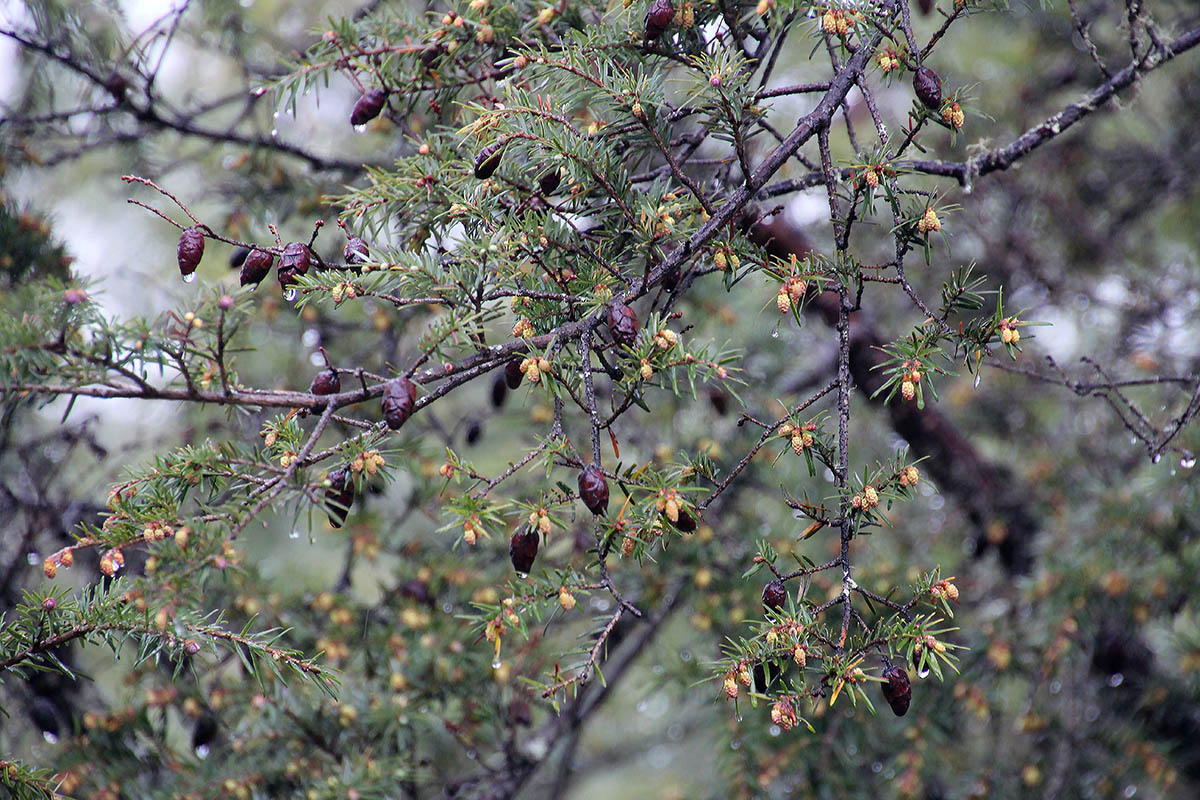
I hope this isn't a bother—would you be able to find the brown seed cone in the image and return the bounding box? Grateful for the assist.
[350,89,388,127]
[669,508,697,533]
[177,227,205,277]
[504,358,525,390]
[324,468,354,529]
[762,579,787,612]
[509,528,540,575]
[344,236,369,265]
[881,664,912,716]
[913,66,943,110]
[607,302,639,347]
[490,373,508,408]
[240,249,274,286]
[661,264,681,292]
[474,142,505,179]
[382,376,418,430]
[310,369,341,396]
[538,168,562,195]
[643,0,675,44]
[281,242,312,276]
[229,246,249,269]
[577,465,610,516]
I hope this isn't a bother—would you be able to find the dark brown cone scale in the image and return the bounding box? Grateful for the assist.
[607,302,639,347]
[881,664,912,716]
[538,168,561,195]
[240,249,274,286]
[577,465,610,515]
[324,468,354,528]
[669,508,697,533]
[382,376,417,429]
[177,227,205,277]
[913,67,942,110]
[504,358,525,390]
[310,369,340,396]
[762,579,787,612]
[643,0,675,45]
[344,237,369,265]
[350,89,387,126]
[474,142,505,179]
[509,528,539,575]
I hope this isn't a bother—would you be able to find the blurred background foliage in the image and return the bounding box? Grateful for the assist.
[1,0,1199,798]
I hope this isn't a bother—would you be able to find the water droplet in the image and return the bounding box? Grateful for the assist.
[730,739,741,749]
[516,571,528,580]
[768,725,781,737]
[195,744,210,759]
[1049,680,1061,694]
[491,658,503,669]
[354,124,368,134]
[466,750,477,760]
[301,328,321,347]
[973,372,981,389]
[283,288,298,302]
[770,323,779,339]
[270,128,279,138]
[289,530,300,540]
[1151,453,1161,464]
[1123,785,1137,798]
[272,111,280,119]
[872,762,883,773]
[309,352,324,367]
[27,552,40,565]
[183,272,197,283]
[916,664,931,679]
[1108,672,1124,687]
[1181,456,1196,469]
[251,86,267,97]
[42,731,59,744]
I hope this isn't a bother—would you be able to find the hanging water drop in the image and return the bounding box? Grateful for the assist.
[195,744,210,759]
[27,552,40,565]
[182,272,197,284]
[270,128,279,138]
[770,324,779,339]
[272,111,280,119]
[916,663,931,679]
[491,658,503,669]
[251,86,267,97]
[1151,453,1161,464]
[354,124,368,134]
[1181,456,1195,469]
[283,288,298,302]
[289,530,300,540]
[973,372,981,388]
[516,571,529,580]
[42,731,59,744]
